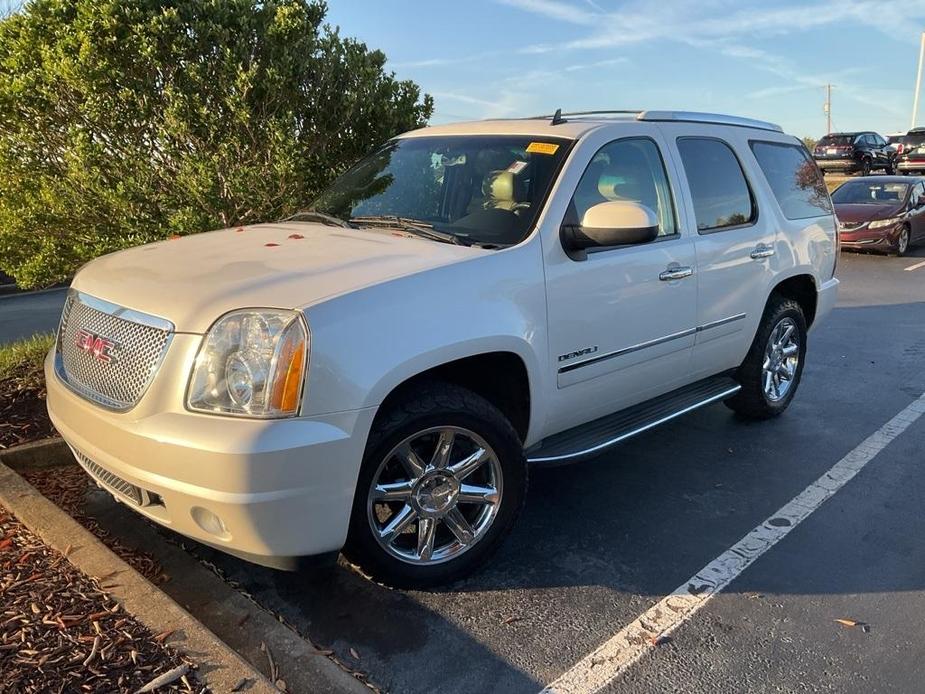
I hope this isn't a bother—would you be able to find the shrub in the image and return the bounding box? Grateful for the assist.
[0,0,433,287]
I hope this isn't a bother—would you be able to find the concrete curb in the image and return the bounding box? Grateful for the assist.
[0,439,371,694]
[0,457,277,693]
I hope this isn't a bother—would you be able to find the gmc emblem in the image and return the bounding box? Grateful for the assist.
[75,328,119,364]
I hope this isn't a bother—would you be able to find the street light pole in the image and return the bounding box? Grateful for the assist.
[912,32,925,129]
[823,84,832,134]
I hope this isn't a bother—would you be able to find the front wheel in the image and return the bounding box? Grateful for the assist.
[861,158,872,176]
[343,382,527,589]
[725,295,807,419]
[885,161,895,175]
[895,226,911,256]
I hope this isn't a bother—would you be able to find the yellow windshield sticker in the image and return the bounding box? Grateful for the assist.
[526,141,560,155]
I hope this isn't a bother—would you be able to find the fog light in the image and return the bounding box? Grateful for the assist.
[191,507,230,540]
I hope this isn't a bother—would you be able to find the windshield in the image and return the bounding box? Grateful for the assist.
[831,180,909,204]
[309,135,572,246]
[902,132,925,147]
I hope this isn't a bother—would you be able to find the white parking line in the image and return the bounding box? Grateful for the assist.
[904,259,925,271]
[541,392,925,694]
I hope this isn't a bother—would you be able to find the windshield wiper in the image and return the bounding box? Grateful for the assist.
[350,215,463,245]
[284,210,354,228]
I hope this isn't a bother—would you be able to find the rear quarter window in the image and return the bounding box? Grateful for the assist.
[750,141,832,220]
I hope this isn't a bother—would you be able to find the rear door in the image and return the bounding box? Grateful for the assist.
[663,127,777,379]
[909,182,925,242]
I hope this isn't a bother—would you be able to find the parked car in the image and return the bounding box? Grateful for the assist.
[813,131,894,175]
[885,132,906,156]
[833,175,925,255]
[895,128,925,175]
[45,110,839,588]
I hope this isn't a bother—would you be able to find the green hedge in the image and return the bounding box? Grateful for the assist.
[0,0,433,288]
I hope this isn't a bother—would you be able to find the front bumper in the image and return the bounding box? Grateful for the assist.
[45,340,376,568]
[839,225,901,252]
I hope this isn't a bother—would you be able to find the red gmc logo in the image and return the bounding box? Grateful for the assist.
[75,328,119,364]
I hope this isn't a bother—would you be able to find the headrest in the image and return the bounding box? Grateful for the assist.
[483,170,517,202]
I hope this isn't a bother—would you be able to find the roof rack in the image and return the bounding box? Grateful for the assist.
[529,109,783,133]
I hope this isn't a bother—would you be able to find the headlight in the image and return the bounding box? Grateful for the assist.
[869,216,903,228]
[187,309,308,417]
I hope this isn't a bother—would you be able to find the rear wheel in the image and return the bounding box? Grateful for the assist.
[344,382,527,589]
[725,295,807,420]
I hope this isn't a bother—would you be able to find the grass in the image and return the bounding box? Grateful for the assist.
[0,332,54,389]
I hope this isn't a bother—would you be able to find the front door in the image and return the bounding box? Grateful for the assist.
[544,133,699,435]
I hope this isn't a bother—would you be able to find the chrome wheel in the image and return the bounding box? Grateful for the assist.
[898,227,910,255]
[367,426,503,566]
[762,317,800,402]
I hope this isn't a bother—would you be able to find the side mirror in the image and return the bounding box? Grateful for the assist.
[561,201,659,259]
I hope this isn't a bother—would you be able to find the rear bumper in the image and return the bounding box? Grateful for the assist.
[896,160,925,172]
[813,277,839,330]
[815,158,860,171]
[45,347,376,567]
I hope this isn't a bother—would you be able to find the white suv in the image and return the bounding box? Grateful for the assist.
[46,110,839,588]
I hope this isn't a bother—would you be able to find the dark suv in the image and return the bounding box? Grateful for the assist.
[895,128,925,175]
[813,131,894,175]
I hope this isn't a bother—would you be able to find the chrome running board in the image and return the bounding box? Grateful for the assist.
[526,375,740,466]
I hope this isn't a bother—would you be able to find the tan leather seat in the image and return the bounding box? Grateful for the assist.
[482,170,521,211]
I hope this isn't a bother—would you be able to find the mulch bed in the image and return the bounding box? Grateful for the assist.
[0,506,201,693]
[0,376,56,450]
[22,466,166,584]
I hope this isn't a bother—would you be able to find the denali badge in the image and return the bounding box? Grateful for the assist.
[558,346,598,362]
[75,328,119,364]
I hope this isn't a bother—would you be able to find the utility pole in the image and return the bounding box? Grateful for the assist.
[913,32,925,129]
[823,84,832,134]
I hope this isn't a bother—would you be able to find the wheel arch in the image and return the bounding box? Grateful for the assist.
[372,350,533,444]
[770,273,818,328]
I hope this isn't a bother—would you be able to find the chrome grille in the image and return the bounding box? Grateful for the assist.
[72,448,143,506]
[56,291,173,410]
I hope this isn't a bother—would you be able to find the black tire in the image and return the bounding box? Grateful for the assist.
[894,226,911,256]
[861,158,872,176]
[725,295,807,420]
[343,381,527,589]
[886,161,895,175]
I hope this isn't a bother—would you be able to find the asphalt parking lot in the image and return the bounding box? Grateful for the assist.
[21,246,925,693]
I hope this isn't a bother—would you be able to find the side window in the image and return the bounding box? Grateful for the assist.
[855,135,865,145]
[676,138,755,232]
[912,182,925,207]
[568,138,677,239]
[750,141,833,219]
[875,134,887,147]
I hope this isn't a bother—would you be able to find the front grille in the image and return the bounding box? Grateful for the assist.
[72,449,143,506]
[56,292,173,410]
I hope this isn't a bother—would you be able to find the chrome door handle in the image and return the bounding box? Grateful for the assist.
[750,244,775,260]
[659,265,693,281]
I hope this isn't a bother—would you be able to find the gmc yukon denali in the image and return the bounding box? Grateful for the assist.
[46,110,839,588]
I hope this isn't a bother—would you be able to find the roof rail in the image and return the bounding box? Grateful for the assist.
[637,111,783,132]
[530,110,643,120]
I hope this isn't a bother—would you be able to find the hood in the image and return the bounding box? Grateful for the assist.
[833,202,904,224]
[72,222,485,333]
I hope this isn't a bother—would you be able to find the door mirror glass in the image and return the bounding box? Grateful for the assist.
[562,201,659,251]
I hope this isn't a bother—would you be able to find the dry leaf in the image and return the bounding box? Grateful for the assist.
[649,634,671,646]
[835,618,860,628]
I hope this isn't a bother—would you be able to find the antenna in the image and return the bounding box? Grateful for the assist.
[550,108,567,126]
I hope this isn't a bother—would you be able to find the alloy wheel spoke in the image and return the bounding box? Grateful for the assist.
[763,369,774,395]
[457,484,500,506]
[781,343,798,357]
[396,443,427,479]
[444,508,475,545]
[379,504,417,544]
[430,430,456,470]
[448,447,490,481]
[372,480,414,502]
[416,517,436,561]
[777,324,795,348]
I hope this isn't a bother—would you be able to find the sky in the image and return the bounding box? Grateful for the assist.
[325,0,925,139]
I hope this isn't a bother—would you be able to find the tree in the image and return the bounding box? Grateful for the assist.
[0,0,433,287]
[801,136,817,152]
